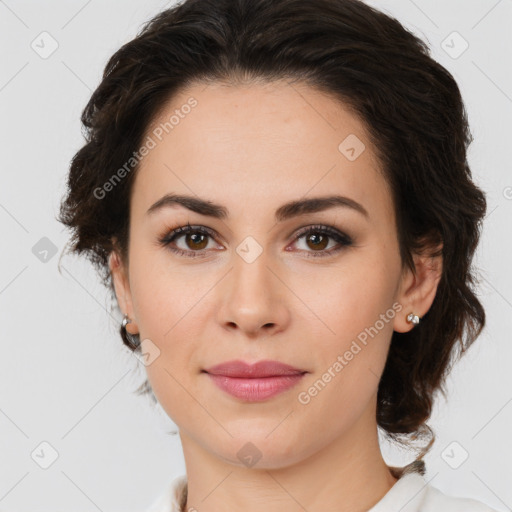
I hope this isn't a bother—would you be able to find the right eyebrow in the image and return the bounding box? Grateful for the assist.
[145,193,369,221]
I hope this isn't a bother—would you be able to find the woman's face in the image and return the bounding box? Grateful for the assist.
[111,80,416,468]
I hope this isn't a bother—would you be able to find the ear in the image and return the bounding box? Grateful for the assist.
[109,248,138,333]
[393,244,443,333]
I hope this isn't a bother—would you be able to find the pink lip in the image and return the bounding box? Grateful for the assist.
[203,359,307,402]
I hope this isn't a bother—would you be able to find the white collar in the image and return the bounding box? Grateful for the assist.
[148,462,427,512]
[368,471,430,512]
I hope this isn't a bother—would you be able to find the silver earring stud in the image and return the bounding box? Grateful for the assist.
[121,313,141,349]
[406,312,421,325]
[122,314,130,329]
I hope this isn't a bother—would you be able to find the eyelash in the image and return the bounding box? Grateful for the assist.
[157,222,353,259]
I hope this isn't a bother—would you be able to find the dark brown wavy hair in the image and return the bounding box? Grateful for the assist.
[57,0,487,461]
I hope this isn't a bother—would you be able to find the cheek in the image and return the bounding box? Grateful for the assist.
[302,258,397,339]
[128,242,201,335]
[292,265,397,437]
[298,254,399,403]
[126,247,209,408]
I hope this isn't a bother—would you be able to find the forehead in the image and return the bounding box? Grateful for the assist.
[132,80,393,225]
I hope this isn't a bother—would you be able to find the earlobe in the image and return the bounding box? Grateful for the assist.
[393,250,443,333]
[109,250,135,322]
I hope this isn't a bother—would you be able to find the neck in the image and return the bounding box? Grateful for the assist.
[178,399,398,512]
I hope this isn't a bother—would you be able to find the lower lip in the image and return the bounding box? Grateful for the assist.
[205,372,306,401]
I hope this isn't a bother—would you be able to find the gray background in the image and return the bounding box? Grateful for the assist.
[1,0,511,510]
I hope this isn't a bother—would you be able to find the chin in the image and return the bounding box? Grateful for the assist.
[209,427,311,471]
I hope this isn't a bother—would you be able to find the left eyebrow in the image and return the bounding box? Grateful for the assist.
[145,193,369,221]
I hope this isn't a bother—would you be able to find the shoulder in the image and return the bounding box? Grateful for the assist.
[144,474,187,512]
[369,470,499,512]
[148,471,500,512]
[422,483,500,512]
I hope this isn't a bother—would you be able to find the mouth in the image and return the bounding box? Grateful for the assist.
[203,359,307,378]
[202,359,308,402]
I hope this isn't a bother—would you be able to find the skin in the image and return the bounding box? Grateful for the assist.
[110,80,442,512]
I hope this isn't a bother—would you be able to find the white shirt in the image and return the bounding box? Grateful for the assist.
[145,463,498,512]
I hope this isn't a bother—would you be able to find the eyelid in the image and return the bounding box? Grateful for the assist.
[287,224,353,258]
[292,223,351,242]
[157,223,219,249]
[158,222,353,258]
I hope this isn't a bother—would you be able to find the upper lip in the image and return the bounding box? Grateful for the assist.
[203,359,307,378]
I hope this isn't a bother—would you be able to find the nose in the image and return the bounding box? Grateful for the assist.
[216,249,291,338]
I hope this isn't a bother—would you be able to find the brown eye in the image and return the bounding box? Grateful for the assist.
[291,225,353,259]
[304,232,329,251]
[184,232,209,250]
[159,223,352,259]
[158,224,219,258]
